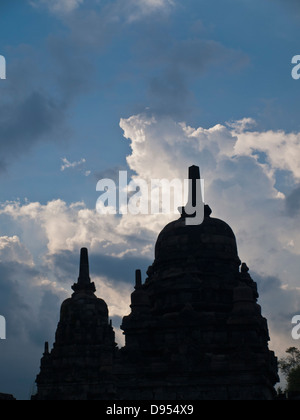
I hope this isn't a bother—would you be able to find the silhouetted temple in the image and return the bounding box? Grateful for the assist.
[33,248,117,400]
[32,166,279,400]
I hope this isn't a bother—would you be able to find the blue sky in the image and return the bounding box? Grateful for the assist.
[1,0,300,399]
[1,0,299,203]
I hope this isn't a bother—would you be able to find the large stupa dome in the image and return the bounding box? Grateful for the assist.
[154,204,241,274]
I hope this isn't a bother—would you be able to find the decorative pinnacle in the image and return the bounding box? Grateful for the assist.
[135,270,142,289]
[189,165,201,208]
[78,248,90,285]
[44,342,49,356]
[180,166,200,218]
[180,165,209,224]
[72,248,96,294]
[241,263,250,273]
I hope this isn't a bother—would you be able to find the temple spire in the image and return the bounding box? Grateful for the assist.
[78,248,90,285]
[180,165,207,224]
[72,248,96,294]
[44,342,49,356]
[188,165,200,209]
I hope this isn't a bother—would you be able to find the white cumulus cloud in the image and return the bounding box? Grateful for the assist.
[2,113,300,364]
[232,120,300,180]
[0,236,34,266]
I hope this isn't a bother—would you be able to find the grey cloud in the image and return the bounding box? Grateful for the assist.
[0,18,97,173]
[285,186,300,217]
[147,39,249,118]
[0,260,62,342]
[46,35,95,102]
[94,165,130,183]
[0,91,66,168]
[61,7,120,48]
[29,291,61,346]
[170,39,248,73]
[0,55,72,173]
[149,68,190,118]
[0,259,65,399]
[0,262,35,338]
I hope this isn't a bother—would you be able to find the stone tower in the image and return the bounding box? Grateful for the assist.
[118,166,279,400]
[33,248,117,400]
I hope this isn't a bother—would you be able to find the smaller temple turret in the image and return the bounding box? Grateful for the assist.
[43,342,49,356]
[129,270,151,315]
[33,248,117,400]
[135,269,142,289]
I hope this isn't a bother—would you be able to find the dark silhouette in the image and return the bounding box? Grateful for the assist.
[0,393,16,400]
[32,248,116,400]
[32,166,279,400]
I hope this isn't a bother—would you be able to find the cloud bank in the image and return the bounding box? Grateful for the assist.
[1,112,300,397]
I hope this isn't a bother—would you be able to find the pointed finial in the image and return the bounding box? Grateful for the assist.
[135,270,142,289]
[179,165,205,225]
[44,342,49,356]
[189,165,201,208]
[72,248,96,293]
[204,205,212,217]
[241,263,249,273]
[78,248,90,285]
